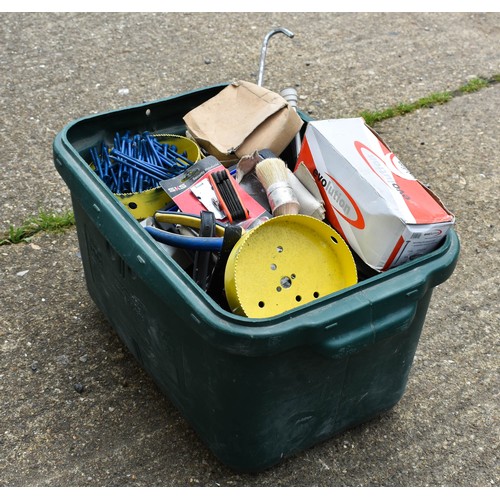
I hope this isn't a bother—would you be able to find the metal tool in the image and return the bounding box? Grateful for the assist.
[280,87,302,158]
[208,169,249,223]
[192,211,217,290]
[206,224,244,307]
[145,212,227,251]
[257,27,294,87]
[224,215,358,318]
[256,28,302,161]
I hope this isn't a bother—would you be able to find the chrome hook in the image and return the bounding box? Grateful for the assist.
[257,27,294,87]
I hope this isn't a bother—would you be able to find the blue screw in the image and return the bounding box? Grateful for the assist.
[110,150,165,183]
[89,147,103,177]
[89,131,196,194]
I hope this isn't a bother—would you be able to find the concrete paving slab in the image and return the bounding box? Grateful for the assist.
[0,11,499,487]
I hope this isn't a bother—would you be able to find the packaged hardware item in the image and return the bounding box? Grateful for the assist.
[296,117,455,271]
[183,80,303,165]
[160,156,271,227]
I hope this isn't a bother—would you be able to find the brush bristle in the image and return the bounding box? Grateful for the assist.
[255,158,300,216]
[255,158,289,188]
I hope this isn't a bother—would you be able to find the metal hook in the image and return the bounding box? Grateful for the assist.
[257,27,294,87]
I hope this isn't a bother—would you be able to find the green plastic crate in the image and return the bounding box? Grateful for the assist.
[53,84,460,472]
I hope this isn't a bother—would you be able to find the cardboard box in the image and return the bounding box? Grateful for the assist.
[183,80,303,165]
[295,118,455,271]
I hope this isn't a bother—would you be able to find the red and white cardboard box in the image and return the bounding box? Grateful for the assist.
[295,118,455,271]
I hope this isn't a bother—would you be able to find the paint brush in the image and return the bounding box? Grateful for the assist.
[255,158,300,216]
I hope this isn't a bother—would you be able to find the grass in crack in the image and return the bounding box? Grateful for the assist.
[458,77,489,94]
[0,210,75,245]
[360,91,453,126]
[359,75,498,126]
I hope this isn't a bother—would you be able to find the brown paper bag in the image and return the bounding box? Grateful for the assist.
[183,80,303,164]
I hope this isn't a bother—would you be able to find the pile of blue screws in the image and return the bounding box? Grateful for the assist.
[88,131,194,194]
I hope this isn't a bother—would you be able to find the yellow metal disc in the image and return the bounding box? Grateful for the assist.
[115,185,170,220]
[224,214,358,318]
